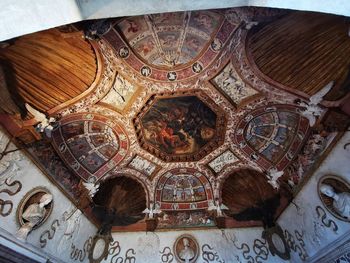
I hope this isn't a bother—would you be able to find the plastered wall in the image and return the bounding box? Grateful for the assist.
[0,127,97,263]
[278,132,350,262]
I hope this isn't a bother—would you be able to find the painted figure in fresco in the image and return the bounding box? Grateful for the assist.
[179,237,195,263]
[125,19,139,33]
[186,37,201,52]
[62,122,84,139]
[136,39,155,56]
[16,194,53,241]
[194,13,214,30]
[320,184,350,219]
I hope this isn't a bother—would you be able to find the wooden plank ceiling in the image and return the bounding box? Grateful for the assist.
[222,169,275,214]
[0,28,97,113]
[248,12,350,101]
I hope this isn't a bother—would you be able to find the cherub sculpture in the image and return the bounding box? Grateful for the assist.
[208,199,229,217]
[25,103,56,137]
[142,202,162,219]
[266,168,284,190]
[295,81,334,126]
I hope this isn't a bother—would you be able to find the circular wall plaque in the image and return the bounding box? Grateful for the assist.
[173,234,199,263]
[16,187,53,229]
[263,225,290,260]
[318,175,350,222]
[88,234,112,263]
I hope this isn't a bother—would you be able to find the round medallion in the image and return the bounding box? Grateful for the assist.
[140,65,152,77]
[210,38,222,52]
[192,62,203,73]
[118,46,130,58]
[263,225,290,260]
[16,187,53,229]
[318,175,350,222]
[174,234,199,263]
[167,71,177,81]
[88,234,112,263]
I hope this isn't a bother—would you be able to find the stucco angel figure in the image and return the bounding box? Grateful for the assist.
[25,103,56,138]
[266,168,284,190]
[16,193,53,241]
[82,181,100,198]
[295,81,334,127]
[142,202,162,219]
[320,184,350,219]
[208,199,229,217]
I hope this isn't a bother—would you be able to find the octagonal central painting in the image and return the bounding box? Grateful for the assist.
[134,91,226,162]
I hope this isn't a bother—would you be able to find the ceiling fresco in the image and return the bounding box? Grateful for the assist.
[51,113,129,181]
[234,104,310,171]
[133,91,226,162]
[116,11,224,69]
[155,168,213,210]
[0,7,349,232]
[105,10,238,82]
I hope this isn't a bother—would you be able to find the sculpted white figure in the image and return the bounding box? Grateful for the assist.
[179,238,195,263]
[82,181,100,198]
[25,103,56,137]
[296,81,333,127]
[142,202,162,219]
[208,199,229,217]
[16,193,53,241]
[266,168,284,190]
[320,184,350,219]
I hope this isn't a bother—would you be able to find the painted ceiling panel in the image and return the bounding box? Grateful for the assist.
[116,11,224,69]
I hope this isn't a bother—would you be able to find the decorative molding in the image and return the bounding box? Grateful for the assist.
[70,236,93,262]
[88,234,112,263]
[127,154,160,178]
[160,246,174,263]
[207,148,240,174]
[155,167,213,211]
[201,244,225,263]
[263,225,290,260]
[98,71,143,114]
[0,228,65,263]
[51,112,129,182]
[306,230,350,263]
[210,61,261,108]
[284,229,308,261]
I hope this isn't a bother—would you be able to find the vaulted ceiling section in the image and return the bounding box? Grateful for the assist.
[0,7,349,231]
